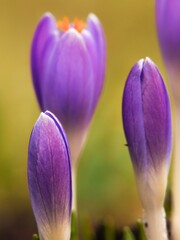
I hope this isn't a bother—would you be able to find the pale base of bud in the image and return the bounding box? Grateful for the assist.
[66,127,89,213]
[172,215,180,240]
[143,207,168,240]
[135,166,169,240]
[38,220,70,240]
[67,127,89,212]
[136,164,168,211]
[172,105,180,240]
[67,127,88,166]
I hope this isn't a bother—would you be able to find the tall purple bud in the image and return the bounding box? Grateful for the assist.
[28,111,72,240]
[156,0,180,103]
[31,12,106,165]
[122,58,172,240]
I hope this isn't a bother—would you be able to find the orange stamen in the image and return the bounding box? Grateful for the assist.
[57,17,86,33]
[57,17,70,31]
[73,18,86,32]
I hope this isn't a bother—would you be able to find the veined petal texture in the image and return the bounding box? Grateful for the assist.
[28,111,72,240]
[31,13,57,109]
[87,13,106,100]
[42,28,94,130]
[122,58,172,174]
[31,12,106,163]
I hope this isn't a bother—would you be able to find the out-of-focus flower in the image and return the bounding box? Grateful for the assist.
[122,58,172,240]
[28,111,72,240]
[156,2,180,239]
[31,12,106,164]
[156,0,180,102]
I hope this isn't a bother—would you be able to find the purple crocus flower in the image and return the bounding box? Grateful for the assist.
[122,58,172,175]
[156,0,180,102]
[122,58,172,240]
[28,111,72,240]
[31,12,106,164]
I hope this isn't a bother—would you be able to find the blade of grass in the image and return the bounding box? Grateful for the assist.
[136,220,147,240]
[71,211,79,240]
[123,227,135,240]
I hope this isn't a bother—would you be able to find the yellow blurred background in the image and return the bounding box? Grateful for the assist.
[0,0,171,239]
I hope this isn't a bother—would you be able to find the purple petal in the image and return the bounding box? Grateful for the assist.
[81,29,99,112]
[87,14,106,98]
[156,0,180,64]
[31,13,57,108]
[38,32,59,110]
[42,29,94,131]
[122,59,147,171]
[122,58,172,173]
[156,0,180,101]
[28,111,72,239]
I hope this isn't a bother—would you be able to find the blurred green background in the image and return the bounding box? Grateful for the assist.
[0,0,172,239]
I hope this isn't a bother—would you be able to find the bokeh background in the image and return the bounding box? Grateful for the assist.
[0,0,172,239]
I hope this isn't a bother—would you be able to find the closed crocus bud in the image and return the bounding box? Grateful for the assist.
[28,111,72,240]
[31,12,106,165]
[122,58,172,240]
[156,0,180,103]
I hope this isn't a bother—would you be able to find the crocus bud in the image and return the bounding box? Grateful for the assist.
[156,0,180,103]
[31,12,106,165]
[122,58,172,240]
[28,111,72,240]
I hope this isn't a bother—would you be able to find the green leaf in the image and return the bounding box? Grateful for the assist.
[122,227,135,240]
[70,211,78,240]
[136,220,147,240]
[164,187,171,216]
